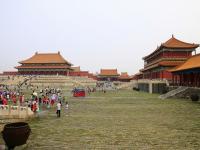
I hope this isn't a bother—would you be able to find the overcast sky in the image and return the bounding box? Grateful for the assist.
[0,0,200,75]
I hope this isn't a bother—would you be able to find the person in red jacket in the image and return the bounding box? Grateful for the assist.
[2,97,8,105]
[19,95,22,104]
[12,95,17,104]
[32,101,37,112]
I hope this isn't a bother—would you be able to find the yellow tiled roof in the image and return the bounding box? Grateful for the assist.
[19,52,72,65]
[171,54,200,72]
[99,69,119,76]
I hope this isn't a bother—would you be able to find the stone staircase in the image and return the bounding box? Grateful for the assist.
[0,75,97,92]
[0,75,29,87]
[29,75,96,90]
[0,76,9,82]
[159,86,188,99]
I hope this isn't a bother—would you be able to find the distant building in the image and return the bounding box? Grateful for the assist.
[132,72,143,80]
[118,72,132,82]
[170,54,200,87]
[97,69,119,81]
[140,35,199,80]
[16,52,72,75]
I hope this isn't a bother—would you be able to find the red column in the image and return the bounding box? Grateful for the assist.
[180,74,183,86]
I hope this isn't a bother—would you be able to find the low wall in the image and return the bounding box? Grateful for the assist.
[152,83,167,94]
[136,79,168,94]
[0,105,34,119]
[138,83,149,92]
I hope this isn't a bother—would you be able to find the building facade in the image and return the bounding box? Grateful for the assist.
[140,35,199,81]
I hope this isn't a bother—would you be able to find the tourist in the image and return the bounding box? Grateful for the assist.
[56,101,61,117]
[62,96,65,104]
[39,97,42,105]
[6,93,10,101]
[19,95,23,104]
[32,100,37,112]
[12,95,17,104]
[87,86,91,95]
[36,102,39,112]
[50,98,55,106]
[0,97,3,105]
[22,94,25,104]
[46,98,50,109]
[2,97,8,105]
[65,101,69,114]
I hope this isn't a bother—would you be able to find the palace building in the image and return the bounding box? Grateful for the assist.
[170,54,200,87]
[118,72,132,82]
[16,52,72,75]
[97,69,120,81]
[140,35,199,80]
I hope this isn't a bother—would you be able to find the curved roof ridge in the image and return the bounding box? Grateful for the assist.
[162,36,199,48]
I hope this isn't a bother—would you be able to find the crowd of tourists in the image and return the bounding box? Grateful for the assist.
[28,87,64,112]
[0,90,24,105]
[0,87,65,113]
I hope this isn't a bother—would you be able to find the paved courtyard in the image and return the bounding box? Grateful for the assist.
[1,90,200,149]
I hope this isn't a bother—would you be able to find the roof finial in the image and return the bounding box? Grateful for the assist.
[35,51,38,55]
[172,34,174,38]
[58,51,60,54]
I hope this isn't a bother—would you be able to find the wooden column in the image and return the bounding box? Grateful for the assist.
[197,73,200,87]
[174,74,176,86]
[172,74,174,85]
[176,74,179,86]
[196,73,198,87]
[181,73,184,86]
[192,73,195,87]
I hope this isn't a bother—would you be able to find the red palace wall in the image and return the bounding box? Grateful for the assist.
[1,70,97,80]
[88,73,97,80]
[69,71,89,77]
[161,71,173,80]
[69,71,97,80]
[3,71,19,75]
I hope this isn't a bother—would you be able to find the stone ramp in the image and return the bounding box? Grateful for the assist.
[159,86,188,99]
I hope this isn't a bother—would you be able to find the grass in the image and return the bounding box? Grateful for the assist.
[1,90,200,149]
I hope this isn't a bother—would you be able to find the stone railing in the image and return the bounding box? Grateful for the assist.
[0,105,34,119]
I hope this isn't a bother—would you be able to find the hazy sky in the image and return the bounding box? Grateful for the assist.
[0,0,200,75]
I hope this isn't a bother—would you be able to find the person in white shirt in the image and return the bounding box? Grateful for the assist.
[56,101,61,117]
[65,101,69,115]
